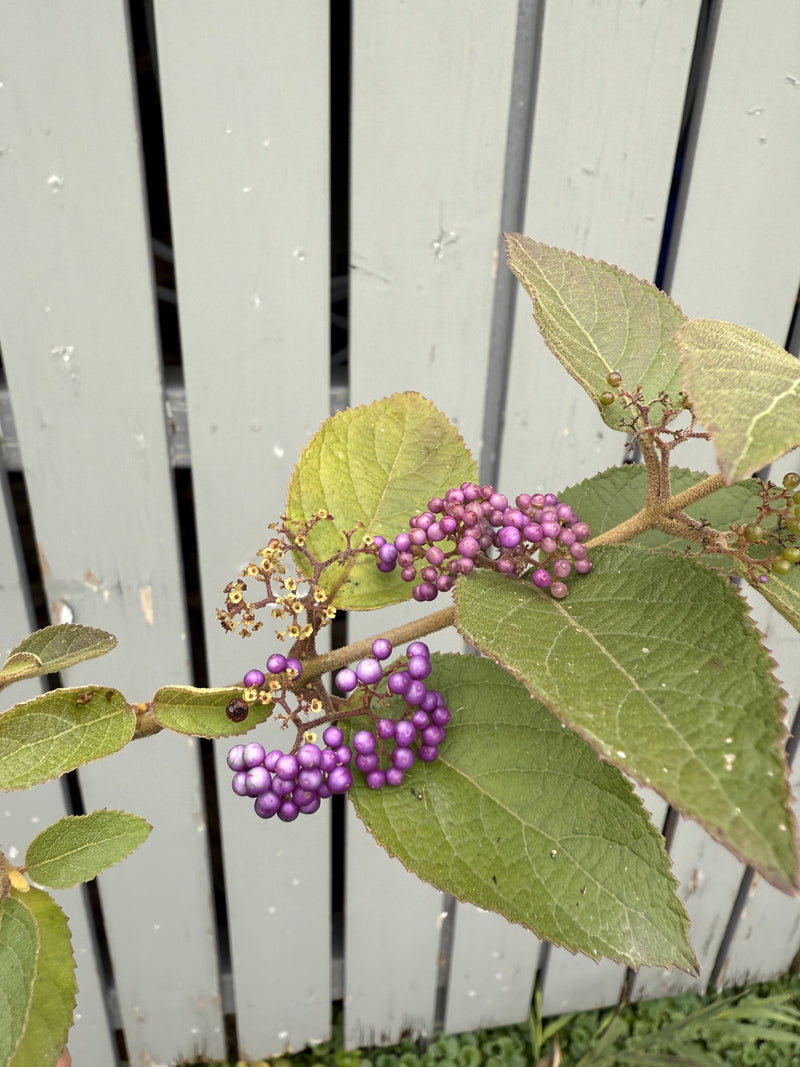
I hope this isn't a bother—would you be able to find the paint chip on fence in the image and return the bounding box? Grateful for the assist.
[140,585,154,625]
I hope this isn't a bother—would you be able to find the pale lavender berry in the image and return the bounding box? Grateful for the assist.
[334,744,352,765]
[385,767,405,787]
[427,522,445,542]
[231,771,249,796]
[245,766,272,796]
[544,493,558,506]
[243,668,266,688]
[292,787,317,807]
[455,557,474,575]
[297,743,322,769]
[552,558,572,579]
[394,532,411,552]
[440,515,458,535]
[558,528,576,546]
[372,637,393,660]
[407,655,432,680]
[556,503,574,521]
[540,537,558,555]
[418,745,439,762]
[298,767,323,791]
[255,792,281,818]
[391,746,415,770]
[372,535,386,548]
[243,742,267,768]
[516,493,532,509]
[353,729,377,755]
[569,543,589,560]
[458,536,480,558]
[365,769,386,789]
[267,653,287,674]
[356,657,383,685]
[275,753,300,781]
[436,575,454,592]
[407,641,430,659]
[319,749,338,772]
[323,725,343,748]
[523,523,543,542]
[489,492,508,510]
[272,776,295,797]
[425,545,445,566]
[497,526,521,549]
[327,766,353,794]
[572,521,591,541]
[504,509,526,528]
[378,544,398,567]
[575,558,592,574]
[409,528,427,546]
[227,744,247,771]
[264,749,282,771]
[387,671,411,696]
[413,582,437,602]
[395,720,417,746]
[335,667,358,692]
[541,520,560,539]
[428,496,445,513]
[496,557,516,574]
[285,657,303,679]
[550,581,569,599]
[376,718,396,739]
[532,569,552,589]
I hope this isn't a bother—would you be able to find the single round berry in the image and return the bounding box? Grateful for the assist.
[327,766,353,794]
[227,744,247,771]
[422,724,446,747]
[365,769,387,790]
[599,391,615,405]
[243,742,266,768]
[285,658,303,679]
[353,730,377,755]
[298,767,323,791]
[772,556,793,575]
[782,472,800,490]
[385,766,405,787]
[277,800,300,822]
[387,671,411,696]
[391,746,415,771]
[245,766,272,796]
[356,752,380,773]
[407,641,430,659]
[418,745,440,763]
[532,569,551,589]
[743,524,765,543]
[407,655,432,680]
[552,558,572,579]
[231,771,249,796]
[296,743,322,769]
[355,658,383,685]
[335,667,358,692]
[405,680,428,705]
[266,653,287,674]
[395,720,417,746]
[606,370,623,388]
[323,725,344,748]
[431,705,451,727]
[334,744,352,765]
[782,546,800,564]
[275,753,300,781]
[243,668,265,689]
[226,699,249,723]
[297,795,321,815]
[376,718,396,739]
[550,580,569,599]
[254,791,281,818]
[371,637,393,660]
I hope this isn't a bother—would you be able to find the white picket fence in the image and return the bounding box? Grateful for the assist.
[1,2,800,1064]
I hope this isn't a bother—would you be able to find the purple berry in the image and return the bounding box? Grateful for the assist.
[297,743,322,769]
[418,745,439,762]
[319,748,338,773]
[297,795,321,815]
[285,658,303,679]
[387,671,411,696]
[277,800,300,822]
[431,706,451,727]
[552,558,572,579]
[371,638,393,660]
[385,767,405,787]
[327,766,353,794]
[292,787,317,807]
[275,753,300,780]
[422,724,446,746]
[335,667,358,692]
[243,668,266,688]
[457,536,480,558]
[231,771,249,796]
[245,766,272,796]
[497,526,521,549]
[266,653,287,674]
[272,776,295,797]
[405,680,428,706]
[243,742,266,768]
[391,746,415,770]
[254,791,281,818]
[570,543,589,560]
[394,720,417,746]
[353,730,377,755]
[550,581,569,599]
[411,709,430,729]
[365,769,387,790]
[428,496,445,513]
[376,718,396,739]
[532,569,551,589]
[334,744,352,765]
[323,725,344,748]
[356,752,379,773]
[378,544,398,567]
[407,655,432,680]
[298,767,323,790]
[407,642,430,659]
[572,521,591,541]
[227,744,246,771]
[355,658,383,685]
[575,558,592,574]
[264,749,282,771]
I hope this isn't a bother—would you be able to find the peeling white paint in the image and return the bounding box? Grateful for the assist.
[140,585,154,625]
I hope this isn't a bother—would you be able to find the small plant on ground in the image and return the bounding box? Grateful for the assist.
[2,236,800,1064]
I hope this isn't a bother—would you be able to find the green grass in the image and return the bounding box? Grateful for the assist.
[186,971,800,1067]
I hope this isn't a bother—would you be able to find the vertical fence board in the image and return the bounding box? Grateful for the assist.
[496,0,699,1012]
[499,0,699,497]
[153,2,332,1057]
[348,1,523,1044]
[633,0,800,999]
[0,6,223,1064]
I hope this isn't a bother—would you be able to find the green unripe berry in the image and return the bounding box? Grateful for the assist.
[606,371,623,388]
[781,546,800,564]
[793,491,800,504]
[598,391,615,406]
[786,518,800,535]
[772,557,793,575]
[782,472,800,490]
[743,523,765,543]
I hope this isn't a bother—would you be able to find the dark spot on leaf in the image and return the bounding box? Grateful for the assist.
[492,875,497,885]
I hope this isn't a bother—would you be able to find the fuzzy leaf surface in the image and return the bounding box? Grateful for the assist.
[0,625,117,690]
[678,319,800,482]
[454,550,797,892]
[9,888,75,1067]
[505,235,685,429]
[562,465,761,569]
[285,392,476,609]
[350,654,696,971]
[153,685,269,738]
[25,811,152,889]
[0,688,134,791]
[0,897,38,1067]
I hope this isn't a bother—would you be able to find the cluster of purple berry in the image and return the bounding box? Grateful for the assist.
[226,639,451,821]
[371,483,592,600]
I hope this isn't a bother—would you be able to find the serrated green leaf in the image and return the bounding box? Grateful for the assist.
[561,465,761,569]
[25,811,151,890]
[285,392,477,610]
[9,887,75,1067]
[505,235,685,429]
[454,549,797,892]
[736,557,800,636]
[152,685,270,738]
[350,654,696,972]
[678,319,800,483]
[0,625,117,690]
[0,897,39,1067]
[0,688,134,791]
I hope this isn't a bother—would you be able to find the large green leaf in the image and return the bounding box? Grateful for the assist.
[25,811,152,890]
[350,654,696,972]
[9,888,75,1067]
[678,319,800,483]
[505,235,685,429]
[0,897,38,1067]
[285,392,477,610]
[0,688,134,791]
[153,685,270,738]
[454,549,797,892]
[0,625,117,691]
[561,465,761,569]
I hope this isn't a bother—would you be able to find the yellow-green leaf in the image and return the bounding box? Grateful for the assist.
[153,685,270,738]
[0,625,117,690]
[25,811,152,890]
[0,897,39,1067]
